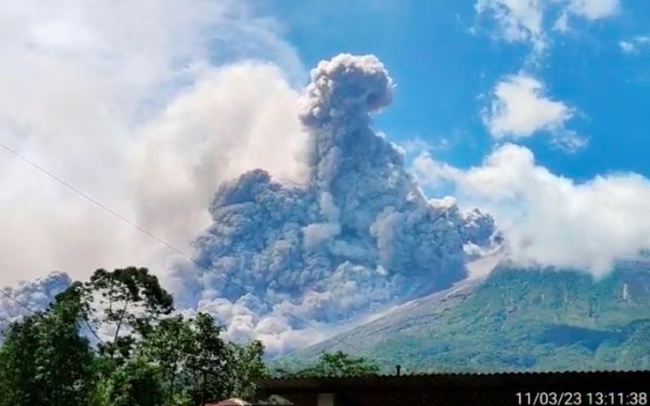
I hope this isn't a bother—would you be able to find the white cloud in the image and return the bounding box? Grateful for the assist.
[475,0,621,53]
[413,143,650,278]
[482,73,585,150]
[619,36,650,55]
[620,41,637,54]
[130,63,307,250]
[553,11,570,32]
[475,0,547,53]
[557,0,620,20]
[0,0,305,286]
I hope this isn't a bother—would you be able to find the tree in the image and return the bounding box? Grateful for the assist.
[0,266,271,406]
[294,351,380,377]
[35,286,97,405]
[81,267,174,363]
[139,314,197,404]
[227,339,268,400]
[140,311,268,404]
[101,356,166,406]
[0,314,42,405]
[185,312,234,404]
[0,285,96,406]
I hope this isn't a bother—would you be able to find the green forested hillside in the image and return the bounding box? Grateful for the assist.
[283,262,650,373]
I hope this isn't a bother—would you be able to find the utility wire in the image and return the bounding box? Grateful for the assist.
[0,276,107,345]
[0,288,39,315]
[0,143,364,356]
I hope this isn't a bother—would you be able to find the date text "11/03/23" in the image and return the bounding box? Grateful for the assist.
[516,391,648,406]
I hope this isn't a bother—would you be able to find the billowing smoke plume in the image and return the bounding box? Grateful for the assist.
[168,54,500,353]
[0,54,498,353]
[0,272,72,334]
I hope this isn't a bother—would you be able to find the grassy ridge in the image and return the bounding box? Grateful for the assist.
[279,262,650,373]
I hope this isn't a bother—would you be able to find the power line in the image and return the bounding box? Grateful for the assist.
[0,282,107,346]
[0,143,364,356]
[0,288,39,316]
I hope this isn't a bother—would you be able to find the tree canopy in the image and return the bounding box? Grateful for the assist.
[0,267,267,406]
[290,351,381,377]
[0,266,381,406]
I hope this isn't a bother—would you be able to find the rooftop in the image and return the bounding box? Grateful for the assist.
[256,370,650,406]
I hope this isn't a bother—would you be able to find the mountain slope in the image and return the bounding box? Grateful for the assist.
[0,54,500,354]
[287,260,650,372]
[168,54,501,352]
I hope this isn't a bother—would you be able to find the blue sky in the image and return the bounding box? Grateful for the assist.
[0,0,648,283]
[265,0,650,182]
[2,0,650,350]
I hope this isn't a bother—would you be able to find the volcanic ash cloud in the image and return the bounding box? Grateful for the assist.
[169,53,501,353]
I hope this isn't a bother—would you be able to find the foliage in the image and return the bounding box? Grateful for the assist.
[285,351,380,377]
[0,314,43,405]
[0,266,269,406]
[139,314,196,401]
[102,356,166,406]
[288,264,650,373]
[177,313,268,404]
[0,285,96,406]
[81,267,175,362]
[228,339,269,399]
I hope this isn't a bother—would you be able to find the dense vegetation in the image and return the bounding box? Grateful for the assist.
[271,350,381,378]
[0,267,260,406]
[0,266,382,406]
[290,264,650,373]
[6,262,646,405]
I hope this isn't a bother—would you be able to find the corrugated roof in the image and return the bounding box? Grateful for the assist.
[259,370,650,390]
[264,369,649,378]
[256,371,650,406]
